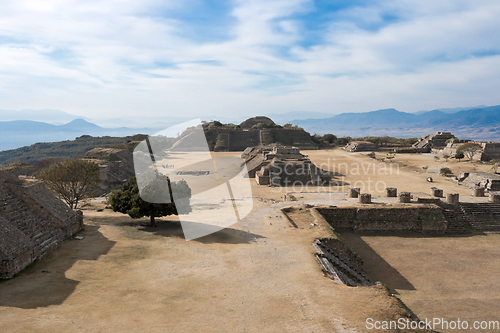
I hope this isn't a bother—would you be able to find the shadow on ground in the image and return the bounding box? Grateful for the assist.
[339,232,416,293]
[0,225,115,309]
[119,219,265,244]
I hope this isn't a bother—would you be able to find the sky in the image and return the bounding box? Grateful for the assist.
[1,0,500,121]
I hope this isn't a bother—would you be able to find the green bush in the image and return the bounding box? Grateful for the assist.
[439,167,453,177]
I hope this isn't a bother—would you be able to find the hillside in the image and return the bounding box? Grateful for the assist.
[0,134,147,166]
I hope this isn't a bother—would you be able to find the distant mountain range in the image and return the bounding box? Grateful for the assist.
[0,118,157,152]
[1,105,499,153]
[291,105,500,141]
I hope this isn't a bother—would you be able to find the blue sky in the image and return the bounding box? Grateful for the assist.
[1,0,500,122]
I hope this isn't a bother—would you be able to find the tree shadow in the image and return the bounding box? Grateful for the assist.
[339,232,416,294]
[0,225,115,309]
[121,220,265,244]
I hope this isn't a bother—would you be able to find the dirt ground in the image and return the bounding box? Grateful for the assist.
[0,148,497,332]
[340,232,500,332]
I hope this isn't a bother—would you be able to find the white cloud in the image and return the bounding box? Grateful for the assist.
[0,0,499,121]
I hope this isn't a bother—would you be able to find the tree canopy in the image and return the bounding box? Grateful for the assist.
[37,158,100,209]
[456,142,483,161]
[108,174,191,227]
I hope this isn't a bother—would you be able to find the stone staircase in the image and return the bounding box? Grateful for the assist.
[313,239,374,287]
[459,203,500,232]
[438,202,470,234]
[0,183,62,257]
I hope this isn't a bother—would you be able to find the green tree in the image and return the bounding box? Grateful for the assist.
[456,143,483,161]
[37,158,100,209]
[322,134,337,144]
[455,152,464,161]
[440,167,453,177]
[108,174,191,227]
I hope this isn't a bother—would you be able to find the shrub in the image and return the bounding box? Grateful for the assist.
[440,167,453,177]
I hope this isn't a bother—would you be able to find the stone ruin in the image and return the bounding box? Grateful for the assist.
[202,116,318,151]
[442,140,500,161]
[243,144,305,177]
[457,172,500,192]
[412,131,455,152]
[343,141,377,152]
[84,148,135,195]
[242,144,331,186]
[0,168,83,279]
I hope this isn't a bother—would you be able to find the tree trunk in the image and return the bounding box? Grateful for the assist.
[150,215,156,227]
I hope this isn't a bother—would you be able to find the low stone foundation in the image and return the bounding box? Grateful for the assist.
[417,197,441,204]
[315,205,447,233]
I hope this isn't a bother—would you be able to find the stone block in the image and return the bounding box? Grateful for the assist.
[431,187,443,197]
[447,193,459,204]
[473,187,485,197]
[359,193,371,204]
[386,187,397,197]
[349,188,360,198]
[399,192,412,203]
[490,193,500,203]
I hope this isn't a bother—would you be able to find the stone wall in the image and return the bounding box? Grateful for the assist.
[0,179,83,279]
[228,130,261,151]
[460,172,500,191]
[480,142,500,161]
[315,205,447,233]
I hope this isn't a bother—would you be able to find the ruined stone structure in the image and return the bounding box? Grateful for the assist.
[239,116,276,129]
[438,139,500,161]
[202,117,318,152]
[315,201,500,234]
[478,142,500,161]
[458,172,500,192]
[0,168,83,279]
[313,238,374,287]
[343,141,377,152]
[316,205,447,233]
[412,132,455,152]
[84,148,135,195]
[243,144,307,178]
[244,145,330,186]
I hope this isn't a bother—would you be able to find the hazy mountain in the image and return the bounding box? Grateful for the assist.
[412,105,488,115]
[0,119,158,152]
[292,105,500,140]
[0,108,82,124]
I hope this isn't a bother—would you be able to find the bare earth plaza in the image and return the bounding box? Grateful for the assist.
[2,2,500,331]
[2,129,500,332]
